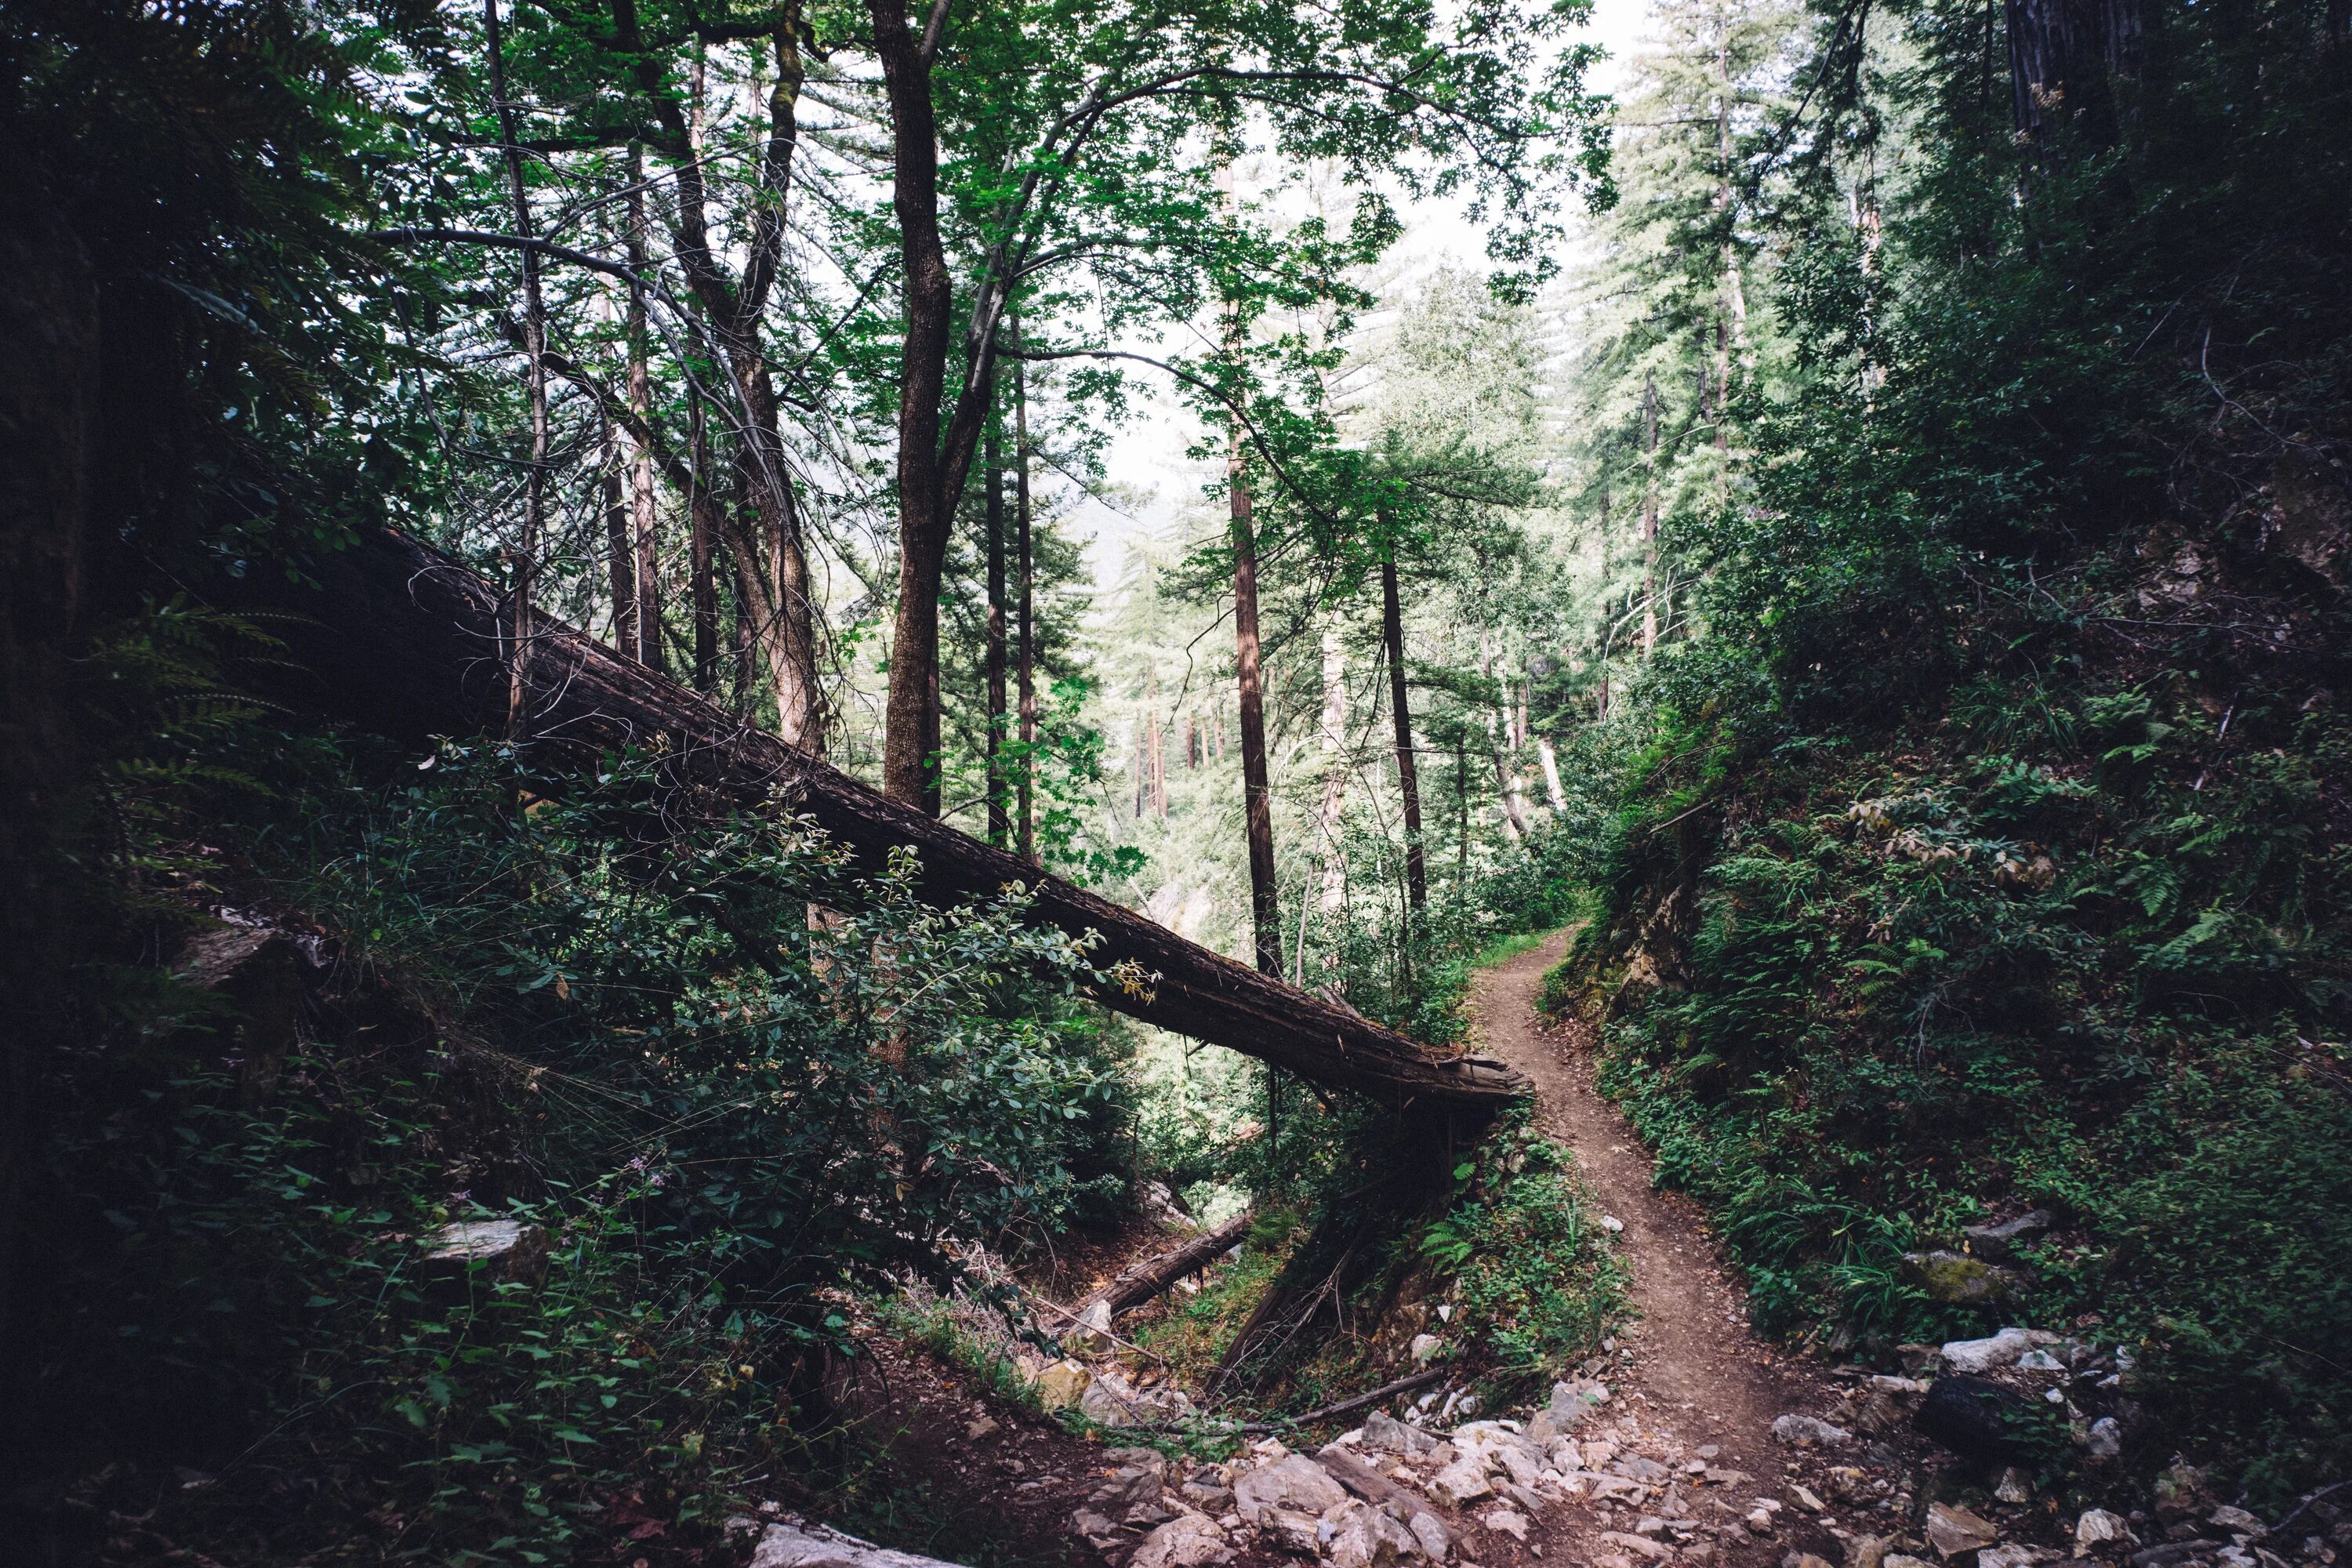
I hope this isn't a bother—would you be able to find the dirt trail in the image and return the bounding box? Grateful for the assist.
[1466,931,1831,1507]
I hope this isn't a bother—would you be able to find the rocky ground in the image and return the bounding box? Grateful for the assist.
[741,934,2352,1568]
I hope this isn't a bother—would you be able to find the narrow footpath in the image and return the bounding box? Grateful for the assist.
[1464,931,1859,1568]
[1465,930,1828,1484]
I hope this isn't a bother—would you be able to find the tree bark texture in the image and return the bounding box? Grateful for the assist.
[613,0,822,747]
[984,402,1010,848]
[217,528,1527,1113]
[872,0,954,812]
[624,147,664,673]
[1013,318,1038,866]
[0,157,99,1386]
[1641,369,1661,660]
[1229,431,1283,978]
[2005,0,2140,139]
[1381,559,1427,913]
[1082,1211,1254,1317]
[484,0,547,739]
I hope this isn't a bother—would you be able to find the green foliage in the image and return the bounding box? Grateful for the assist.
[27,727,1143,1562]
[1417,1117,1627,1385]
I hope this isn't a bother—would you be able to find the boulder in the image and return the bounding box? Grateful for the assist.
[1848,1536,1894,1568]
[1886,1558,1936,1568]
[423,1220,549,1288]
[1904,1251,2022,1305]
[2084,1417,2122,1461]
[1410,1334,1445,1364]
[1611,1454,1674,1483]
[1926,1503,2000,1560]
[1602,1531,1674,1562]
[1234,1454,1348,1525]
[1962,1211,2053,1262]
[2208,1508,2265,1538]
[753,1519,973,1568]
[1089,1449,1171,1512]
[1426,1457,1493,1507]
[1915,1375,2038,1464]
[1131,1518,1232,1568]
[1261,1508,1323,1556]
[1784,1555,1838,1568]
[1481,1508,1530,1542]
[1037,1359,1092,1411]
[1408,1512,1453,1562]
[1548,1377,1609,1431]
[1980,1549,2044,1568]
[1773,1414,1853,1446]
[2129,1547,2215,1568]
[2075,1511,2132,1553]
[1066,1298,1116,1355]
[1363,1410,1436,1456]
[1321,1500,1419,1568]
[1941,1328,2034,1376]
[1141,1181,1201,1233]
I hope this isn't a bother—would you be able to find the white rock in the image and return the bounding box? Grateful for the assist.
[1482,1510,1530,1542]
[1941,1327,2034,1375]
[1322,1500,1420,1568]
[1234,1454,1348,1525]
[2016,1349,2065,1373]
[1036,1359,1091,1411]
[1601,1531,1674,1562]
[1409,1512,1454,1562]
[1428,1457,1494,1507]
[2085,1417,2122,1460]
[1980,1547,2042,1568]
[1602,1215,1626,1233]
[1410,1333,1446,1364]
[2075,1510,2132,1552]
[1262,1508,1323,1556]
[2209,1507,2265,1537]
[1131,1517,1233,1568]
[1773,1414,1853,1446]
[753,1520,969,1568]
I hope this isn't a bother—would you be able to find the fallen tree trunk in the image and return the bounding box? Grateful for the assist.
[1084,1211,1254,1318]
[220,528,1526,1113]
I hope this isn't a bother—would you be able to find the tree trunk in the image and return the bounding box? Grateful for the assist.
[984,392,1010,848]
[688,388,721,692]
[0,159,98,1376]
[213,529,1528,1113]
[1229,427,1283,978]
[625,148,664,673]
[2005,0,2140,140]
[1641,369,1661,660]
[872,0,954,812]
[1314,627,1347,917]
[1082,1212,1254,1317]
[1381,557,1426,911]
[1538,736,1566,812]
[484,0,546,739]
[1013,314,1038,866]
[603,418,635,649]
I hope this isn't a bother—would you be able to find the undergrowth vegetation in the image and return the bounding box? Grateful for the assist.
[24,723,1140,1563]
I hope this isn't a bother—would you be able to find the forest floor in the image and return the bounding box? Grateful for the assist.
[1457,930,1861,1568]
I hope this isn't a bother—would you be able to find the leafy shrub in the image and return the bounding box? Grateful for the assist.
[1419,1119,1627,1384]
[27,732,1142,1563]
